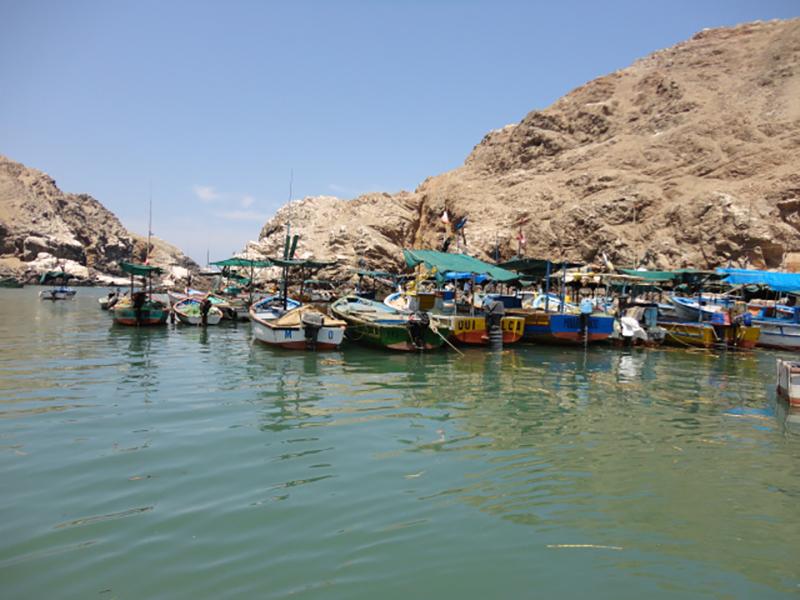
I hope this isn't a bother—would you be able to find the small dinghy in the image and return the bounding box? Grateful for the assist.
[173,297,224,326]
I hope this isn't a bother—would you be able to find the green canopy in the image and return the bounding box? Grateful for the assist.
[498,258,583,278]
[618,268,717,284]
[403,249,518,282]
[39,271,73,284]
[270,258,337,269]
[119,262,164,276]
[211,257,272,268]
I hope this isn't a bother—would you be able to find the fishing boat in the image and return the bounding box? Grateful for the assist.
[384,291,524,345]
[777,359,800,408]
[486,294,614,345]
[660,320,760,349]
[251,303,346,350]
[330,296,448,351]
[38,271,77,300]
[112,262,169,326]
[173,297,224,325]
[0,276,23,288]
[744,304,800,350]
[169,289,248,320]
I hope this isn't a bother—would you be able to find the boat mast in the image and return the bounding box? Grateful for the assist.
[146,182,153,265]
[283,169,293,310]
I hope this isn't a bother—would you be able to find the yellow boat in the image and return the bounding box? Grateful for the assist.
[661,322,760,349]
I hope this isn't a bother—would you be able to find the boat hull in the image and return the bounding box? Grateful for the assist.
[433,314,524,345]
[331,297,448,351]
[511,310,614,344]
[754,321,800,350]
[175,311,223,326]
[252,319,345,350]
[661,322,716,347]
[661,322,760,349]
[39,288,76,301]
[112,303,169,326]
[777,359,800,407]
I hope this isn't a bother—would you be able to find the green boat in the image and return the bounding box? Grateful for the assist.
[0,277,23,288]
[112,262,168,326]
[330,296,449,351]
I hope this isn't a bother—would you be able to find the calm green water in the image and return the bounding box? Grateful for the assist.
[1,288,799,599]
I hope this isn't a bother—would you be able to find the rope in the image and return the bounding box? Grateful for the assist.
[430,321,464,356]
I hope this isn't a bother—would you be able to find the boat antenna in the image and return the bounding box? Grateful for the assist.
[146,181,153,265]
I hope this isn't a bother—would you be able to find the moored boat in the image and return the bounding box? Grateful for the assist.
[0,277,23,288]
[488,295,614,345]
[330,296,448,351]
[384,291,524,346]
[251,304,346,350]
[38,271,77,301]
[776,358,800,407]
[660,321,760,349]
[173,297,224,325]
[112,262,169,326]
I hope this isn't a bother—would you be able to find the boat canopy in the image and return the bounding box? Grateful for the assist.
[39,271,73,284]
[211,257,272,268]
[269,258,337,269]
[498,258,583,278]
[618,268,718,286]
[403,249,518,282]
[119,262,164,276]
[716,268,800,293]
[442,271,490,283]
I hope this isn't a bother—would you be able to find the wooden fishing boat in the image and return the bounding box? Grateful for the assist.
[0,277,23,288]
[112,262,168,326]
[777,359,800,407]
[173,298,224,325]
[39,286,77,301]
[660,321,760,349]
[484,295,614,344]
[112,295,169,325]
[38,271,76,300]
[431,313,525,345]
[384,292,524,345]
[330,296,448,351]
[251,304,346,350]
[741,304,800,350]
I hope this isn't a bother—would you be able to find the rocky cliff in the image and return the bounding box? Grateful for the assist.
[249,18,800,274]
[0,155,197,282]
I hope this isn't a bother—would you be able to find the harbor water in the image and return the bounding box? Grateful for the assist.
[1,288,799,599]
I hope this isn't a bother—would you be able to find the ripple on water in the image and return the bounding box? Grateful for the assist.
[1,290,800,598]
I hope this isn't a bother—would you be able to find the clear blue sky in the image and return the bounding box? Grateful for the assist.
[1,0,797,263]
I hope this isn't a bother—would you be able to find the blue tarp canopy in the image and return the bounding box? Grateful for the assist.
[716,268,800,293]
[442,271,490,283]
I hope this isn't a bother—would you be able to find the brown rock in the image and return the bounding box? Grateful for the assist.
[247,18,800,275]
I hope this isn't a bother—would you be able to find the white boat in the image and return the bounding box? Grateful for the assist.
[777,359,800,408]
[173,298,224,325]
[39,286,77,301]
[250,303,345,350]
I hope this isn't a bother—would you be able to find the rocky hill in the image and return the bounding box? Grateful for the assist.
[248,18,800,274]
[0,155,197,283]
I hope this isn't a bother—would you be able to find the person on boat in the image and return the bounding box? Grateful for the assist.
[200,297,212,327]
[133,291,147,325]
[580,296,594,339]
